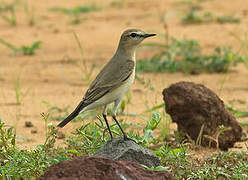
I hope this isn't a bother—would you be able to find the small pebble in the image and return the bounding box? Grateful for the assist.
[31,129,37,134]
[25,121,34,127]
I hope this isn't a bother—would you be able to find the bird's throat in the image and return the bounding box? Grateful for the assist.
[115,44,137,61]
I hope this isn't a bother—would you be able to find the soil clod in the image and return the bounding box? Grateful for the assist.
[163,81,242,150]
[25,121,34,128]
[39,156,173,180]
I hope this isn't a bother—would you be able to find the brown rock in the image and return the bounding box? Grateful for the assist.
[39,156,173,180]
[162,81,242,150]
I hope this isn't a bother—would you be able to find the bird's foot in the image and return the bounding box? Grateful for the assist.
[124,135,137,143]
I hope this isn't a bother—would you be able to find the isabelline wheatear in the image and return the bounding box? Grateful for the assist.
[57,29,156,141]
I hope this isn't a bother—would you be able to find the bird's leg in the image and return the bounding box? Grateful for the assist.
[103,105,113,139]
[112,99,136,143]
[112,115,136,143]
[103,114,113,139]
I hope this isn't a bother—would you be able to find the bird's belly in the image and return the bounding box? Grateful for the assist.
[98,71,135,104]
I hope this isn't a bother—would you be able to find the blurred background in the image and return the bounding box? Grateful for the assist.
[0,0,247,149]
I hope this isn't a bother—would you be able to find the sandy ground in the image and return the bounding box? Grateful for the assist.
[0,0,247,151]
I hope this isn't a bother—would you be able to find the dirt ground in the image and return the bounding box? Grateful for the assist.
[0,0,247,154]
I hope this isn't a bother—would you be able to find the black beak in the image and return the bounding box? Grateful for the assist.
[143,33,156,38]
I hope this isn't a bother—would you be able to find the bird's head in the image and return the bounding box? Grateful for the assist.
[119,29,156,48]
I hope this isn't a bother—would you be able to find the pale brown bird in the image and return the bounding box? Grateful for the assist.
[57,29,156,140]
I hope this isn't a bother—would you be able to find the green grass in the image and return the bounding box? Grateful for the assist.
[0,1,37,26]
[0,119,71,178]
[0,1,19,26]
[232,31,248,58]
[180,0,240,25]
[50,5,98,24]
[216,15,240,24]
[0,111,163,178]
[0,39,42,56]
[14,76,23,105]
[73,32,96,84]
[188,151,248,179]
[23,2,35,26]
[110,0,126,8]
[182,11,240,25]
[154,144,248,179]
[1,107,247,179]
[226,105,248,118]
[42,101,71,121]
[182,11,213,24]
[136,38,248,74]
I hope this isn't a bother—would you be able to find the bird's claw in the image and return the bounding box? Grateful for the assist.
[124,136,137,143]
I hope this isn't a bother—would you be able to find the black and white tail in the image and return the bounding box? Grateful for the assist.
[57,101,85,128]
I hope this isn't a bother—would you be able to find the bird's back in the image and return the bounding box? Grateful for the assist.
[82,55,135,105]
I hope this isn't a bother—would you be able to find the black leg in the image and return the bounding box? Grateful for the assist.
[103,114,113,138]
[112,115,136,143]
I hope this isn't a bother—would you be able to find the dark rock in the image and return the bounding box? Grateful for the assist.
[39,156,173,180]
[95,138,161,167]
[162,81,242,150]
[25,121,33,127]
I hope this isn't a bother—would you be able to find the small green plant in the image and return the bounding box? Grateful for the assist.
[20,41,42,55]
[154,143,248,179]
[182,11,241,25]
[180,0,241,25]
[24,2,35,26]
[50,5,98,24]
[187,151,248,179]
[13,75,29,130]
[0,118,16,159]
[66,116,108,155]
[176,0,204,10]
[182,10,213,24]
[14,76,29,105]
[137,38,248,74]
[141,111,162,146]
[231,31,248,64]
[14,76,21,105]
[142,165,169,171]
[42,101,71,121]
[0,38,42,56]
[216,15,240,24]
[0,118,71,178]
[154,144,191,177]
[73,32,96,84]
[179,0,212,24]
[110,0,126,8]
[226,105,248,118]
[66,111,162,154]
[0,1,18,25]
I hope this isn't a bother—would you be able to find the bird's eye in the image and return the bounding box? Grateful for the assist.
[130,33,137,38]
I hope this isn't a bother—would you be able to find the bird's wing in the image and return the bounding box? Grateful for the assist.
[82,59,135,105]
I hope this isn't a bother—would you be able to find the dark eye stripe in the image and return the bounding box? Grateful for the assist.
[130,33,142,38]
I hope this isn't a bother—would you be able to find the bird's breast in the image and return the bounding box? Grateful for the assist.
[109,69,135,100]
